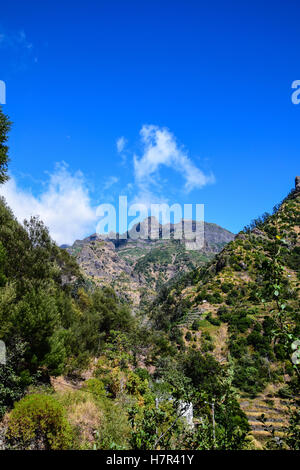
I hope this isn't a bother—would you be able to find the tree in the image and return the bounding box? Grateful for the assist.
[183,350,224,398]
[0,338,27,418]
[0,106,11,184]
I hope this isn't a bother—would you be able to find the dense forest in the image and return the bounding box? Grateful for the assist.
[0,107,299,450]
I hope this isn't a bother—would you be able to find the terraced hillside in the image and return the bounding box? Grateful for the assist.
[240,393,289,445]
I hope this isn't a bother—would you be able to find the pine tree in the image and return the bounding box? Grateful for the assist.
[0,106,12,184]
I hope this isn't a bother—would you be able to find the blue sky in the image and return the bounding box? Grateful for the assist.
[0,0,299,244]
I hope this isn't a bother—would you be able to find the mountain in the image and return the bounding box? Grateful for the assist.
[66,218,235,308]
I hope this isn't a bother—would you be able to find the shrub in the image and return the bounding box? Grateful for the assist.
[263,317,276,337]
[217,306,230,322]
[230,312,253,333]
[208,316,221,326]
[274,343,288,361]
[277,385,293,399]
[233,356,268,395]
[185,331,192,341]
[134,368,150,381]
[82,378,106,397]
[229,337,247,359]
[191,319,201,331]
[221,282,234,293]
[6,394,74,450]
[206,292,223,304]
[202,342,214,352]
[95,400,131,450]
[195,290,207,303]
[126,371,149,397]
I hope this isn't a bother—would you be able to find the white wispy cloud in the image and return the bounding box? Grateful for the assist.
[103,175,119,190]
[0,28,37,66]
[116,136,127,153]
[0,29,33,50]
[0,163,97,245]
[132,125,214,204]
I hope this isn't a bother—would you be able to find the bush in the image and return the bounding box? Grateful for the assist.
[229,337,247,359]
[229,312,253,333]
[134,368,150,381]
[6,394,74,449]
[217,306,230,322]
[185,331,192,341]
[277,385,294,399]
[221,282,233,293]
[208,316,221,326]
[247,330,271,356]
[233,356,268,395]
[191,319,201,331]
[274,343,288,361]
[82,378,106,397]
[206,292,223,304]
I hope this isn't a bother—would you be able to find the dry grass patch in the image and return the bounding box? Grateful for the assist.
[68,398,101,445]
[57,391,102,448]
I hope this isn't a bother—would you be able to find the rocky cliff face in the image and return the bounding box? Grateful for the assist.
[67,219,235,308]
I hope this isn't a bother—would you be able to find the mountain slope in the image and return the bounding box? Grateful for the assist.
[149,179,300,440]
